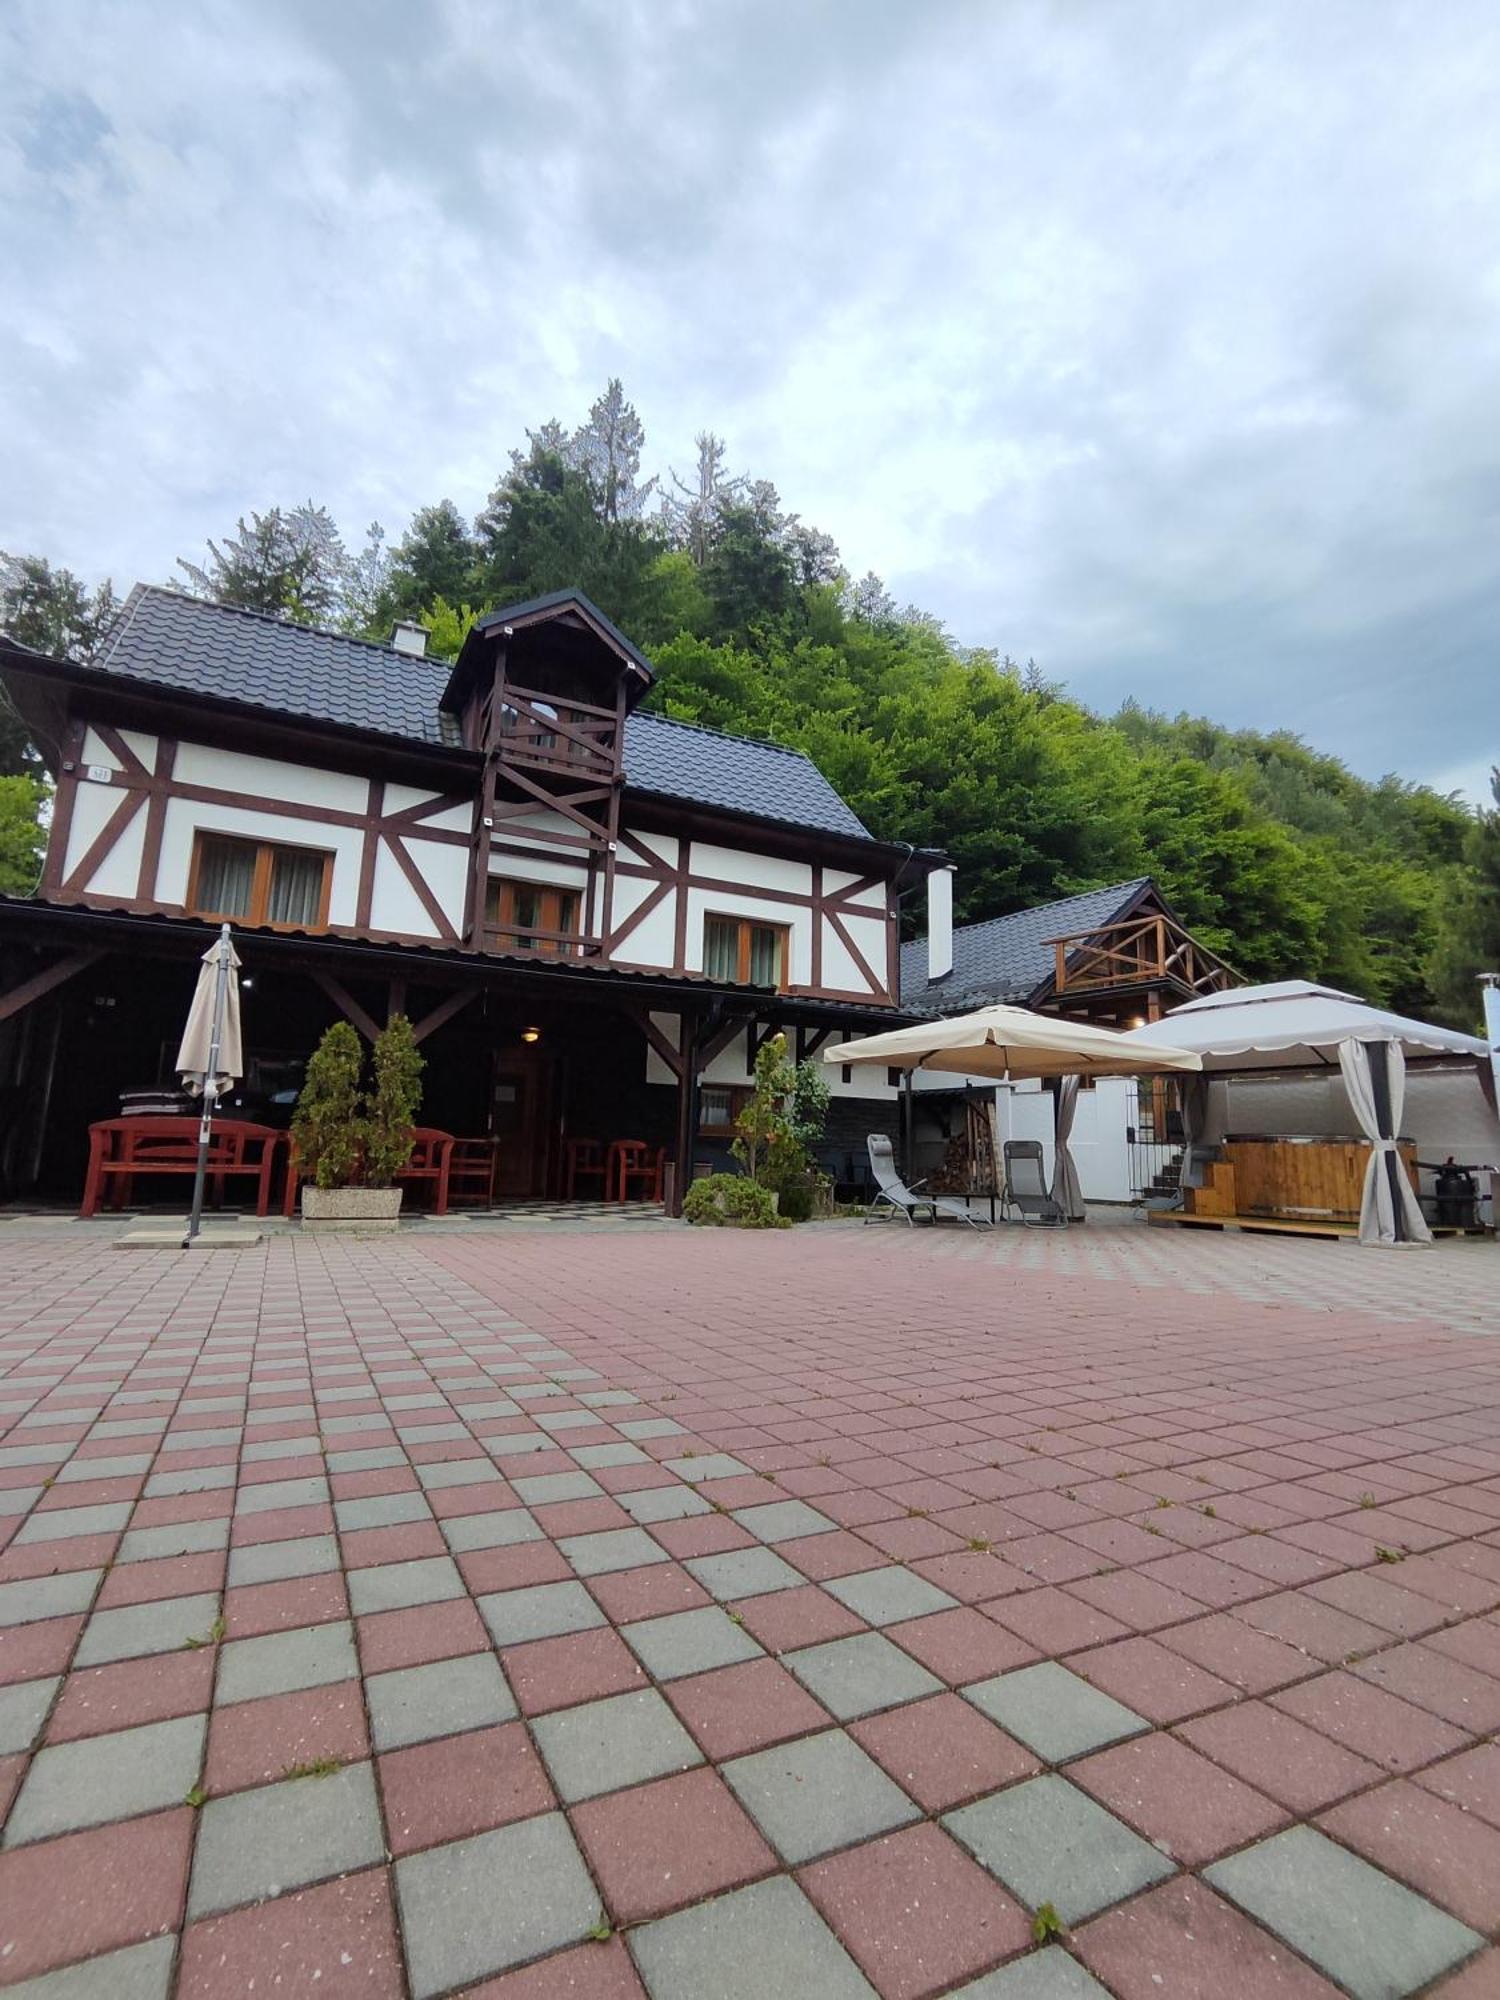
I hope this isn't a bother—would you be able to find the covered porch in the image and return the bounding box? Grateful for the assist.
[0,898,901,1217]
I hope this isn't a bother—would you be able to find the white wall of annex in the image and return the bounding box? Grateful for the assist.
[820,912,887,995]
[690,843,811,896]
[62,775,148,897]
[62,777,123,880]
[174,742,368,816]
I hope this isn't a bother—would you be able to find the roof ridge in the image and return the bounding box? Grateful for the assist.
[126,583,449,676]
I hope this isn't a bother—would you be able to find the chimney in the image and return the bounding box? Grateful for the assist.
[390,621,428,659]
[927,865,955,982]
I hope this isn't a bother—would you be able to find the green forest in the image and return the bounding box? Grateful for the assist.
[3,381,1495,1025]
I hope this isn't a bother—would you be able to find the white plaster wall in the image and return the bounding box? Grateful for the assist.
[174,743,367,816]
[608,877,679,967]
[370,845,434,937]
[646,1022,897,1099]
[384,783,472,834]
[386,838,469,935]
[62,778,123,879]
[81,726,158,772]
[85,804,147,900]
[157,797,363,923]
[625,829,679,867]
[827,911,887,994]
[691,843,811,896]
[488,850,590,893]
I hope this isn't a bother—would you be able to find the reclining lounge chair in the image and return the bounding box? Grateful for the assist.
[1002,1139,1067,1226]
[865,1134,988,1227]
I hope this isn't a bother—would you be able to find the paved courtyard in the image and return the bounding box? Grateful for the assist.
[1,1212,1497,1998]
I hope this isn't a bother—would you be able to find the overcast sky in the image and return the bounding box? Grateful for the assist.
[4,1,1498,799]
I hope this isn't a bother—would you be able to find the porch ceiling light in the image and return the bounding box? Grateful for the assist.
[521,1025,541,1043]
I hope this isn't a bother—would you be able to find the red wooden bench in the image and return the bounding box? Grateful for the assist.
[282,1128,455,1218]
[81,1117,283,1218]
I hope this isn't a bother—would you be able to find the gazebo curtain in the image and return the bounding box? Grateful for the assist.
[1336,1037,1432,1247]
[1175,1072,1211,1206]
[1050,1076,1086,1221]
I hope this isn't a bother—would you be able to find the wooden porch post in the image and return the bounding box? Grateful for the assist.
[671,1012,700,1219]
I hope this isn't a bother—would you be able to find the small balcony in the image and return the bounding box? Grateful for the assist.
[496,685,620,779]
[1047,913,1234,998]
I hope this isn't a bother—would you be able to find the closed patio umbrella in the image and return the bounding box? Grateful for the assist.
[176,925,243,1247]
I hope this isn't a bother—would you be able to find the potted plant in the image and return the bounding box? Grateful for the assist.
[293,1016,424,1232]
[681,1033,833,1228]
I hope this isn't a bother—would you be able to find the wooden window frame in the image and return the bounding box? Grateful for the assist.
[703,913,791,991]
[486,877,583,957]
[697,1082,753,1138]
[186,830,334,932]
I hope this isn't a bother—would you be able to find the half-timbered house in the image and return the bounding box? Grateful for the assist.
[0,586,950,1207]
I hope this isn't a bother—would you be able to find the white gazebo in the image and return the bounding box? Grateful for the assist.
[1128,982,1493,1246]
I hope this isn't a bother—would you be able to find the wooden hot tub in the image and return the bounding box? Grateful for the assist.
[1218,1134,1417,1224]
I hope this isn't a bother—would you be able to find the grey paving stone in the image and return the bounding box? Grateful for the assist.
[532,1689,703,1803]
[1205,1825,1484,2000]
[117,1517,230,1563]
[217,1618,359,1704]
[5,1713,206,1845]
[569,1441,649,1468]
[824,1566,960,1626]
[395,1421,468,1445]
[144,1463,235,1498]
[622,1606,765,1681]
[684,1547,805,1600]
[512,1470,603,1504]
[366,1651,516,1750]
[241,1434,320,1463]
[724,1728,919,1864]
[1,1935,176,2000]
[56,1452,152,1482]
[479,1580,606,1647]
[536,1409,604,1433]
[731,1499,840,1544]
[665,1453,749,1483]
[346,1554,464,1616]
[618,1484,711,1524]
[74,1591,221,1667]
[324,1445,406,1473]
[332,1490,429,1531]
[560,1526,670,1577]
[0,1487,41,1519]
[0,1676,59,1755]
[441,1507,542,1553]
[783,1632,944,1720]
[234,1475,329,1516]
[485,1432,553,1458]
[0,1443,71,1468]
[14,1502,131,1544]
[944,1775,1174,1924]
[619,1417,685,1439]
[578,1390,640,1407]
[417,1458,504,1489]
[953,1948,1110,1997]
[963,1663,1148,1763]
[188,1760,384,1918]
[226,1532,340,1588]
[629,1875,876,1999]
[396,1812,602,2000]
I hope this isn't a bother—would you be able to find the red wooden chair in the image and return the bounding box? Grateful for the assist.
[609,1140,665,1203]
[565,1139,609,1200]
[282,1128,454,1217]
[446,1138,499,1208]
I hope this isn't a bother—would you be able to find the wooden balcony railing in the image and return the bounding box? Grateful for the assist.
[1046,913,1234,996]
[495,684,620,778]
[480,923,604,961]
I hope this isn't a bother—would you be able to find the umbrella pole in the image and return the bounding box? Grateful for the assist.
[183,925,232,1250]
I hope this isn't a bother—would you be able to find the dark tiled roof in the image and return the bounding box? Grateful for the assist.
[900,878,1152,1013]
[80,587,872,840]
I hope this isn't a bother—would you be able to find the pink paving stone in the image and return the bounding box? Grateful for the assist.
[911,1551,1034,1604]
[800,1821,1033,2000]
[1427,1948,1500,1996]
[665,1656,832,1760]
[0,1611,84,1685]
[1419,1617,1500,1676]
[339,1521,445,1567]
[1135,1549,1273,1610]
[646,1514,756,1559]
[34,1475,142,1507]
[355,1596,490,1674]
[1418,1743,1500,1830]
[328,1465,419,1499]
[1271,1668,1471,1772]
[1234,1589,1393,1663]
[429,1481,524,1519]
[988,1585,1131,1656]
[850,1692,1040,1812]
[1066,1571,1207,1633]
[856,1515,967,1561]
[586,1561,714,1624]
[95,1551,227,1608]
[817,1488,910,1528]
[1390,1555,1500,1616]
[0,1531,121,1583]
[530,1497,634,1537]
[1210,1535,1342,1588]
[458,1541,573,1594]
[0,1751,25,1822]
[777,1528,889,1581]
[501,1627,648,1715]
[243,1452,325,1485]
[177,1863,404,1998]
[885,1606,1037,1684]
[1349,1639,1500,1732]
[1156,1612,1319,1696]
[1319,1779,1500,1932]
[1075,1876,1343,1999]
[47,1645,216,1742]
[224,1570,350,1639]
[1070,1635,1240,1724]
[572,1765,778,1922]
[378,1719,554,1855]
[0,1806,193,1983]
[1177,1700,1387,1813]
[731,1581,868,1653]
[134,1491,235,1528]
[1069,1731,1288,1866]
[459,1934,647,1998]
[204,1679,371,1793]
[1304,1568,1450,1639]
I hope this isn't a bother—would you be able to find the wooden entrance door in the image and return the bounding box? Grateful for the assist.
[490,1048,552,1198]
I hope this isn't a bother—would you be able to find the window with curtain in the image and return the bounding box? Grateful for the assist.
[485,879,581,955]
[190,833,331,929]
[703,915,789,989]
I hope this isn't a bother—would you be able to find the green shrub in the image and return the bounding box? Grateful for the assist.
[776,1180,816,1223]
[292,1016,425,1189]
[683,1173,781,1229]
[363,1015,425,1187]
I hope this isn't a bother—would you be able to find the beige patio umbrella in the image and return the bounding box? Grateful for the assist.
[176,925,244,1246]
[823,1003,1201,1221]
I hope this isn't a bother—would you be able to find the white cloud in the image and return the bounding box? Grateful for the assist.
[3,0,1498,792]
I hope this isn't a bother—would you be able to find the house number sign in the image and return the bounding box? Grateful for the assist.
[84,764,114,784]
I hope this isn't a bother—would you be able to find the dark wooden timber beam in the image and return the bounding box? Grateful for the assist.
[0,949,106,1027]
[311,972,382,1044]
[408,987,478,1045]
